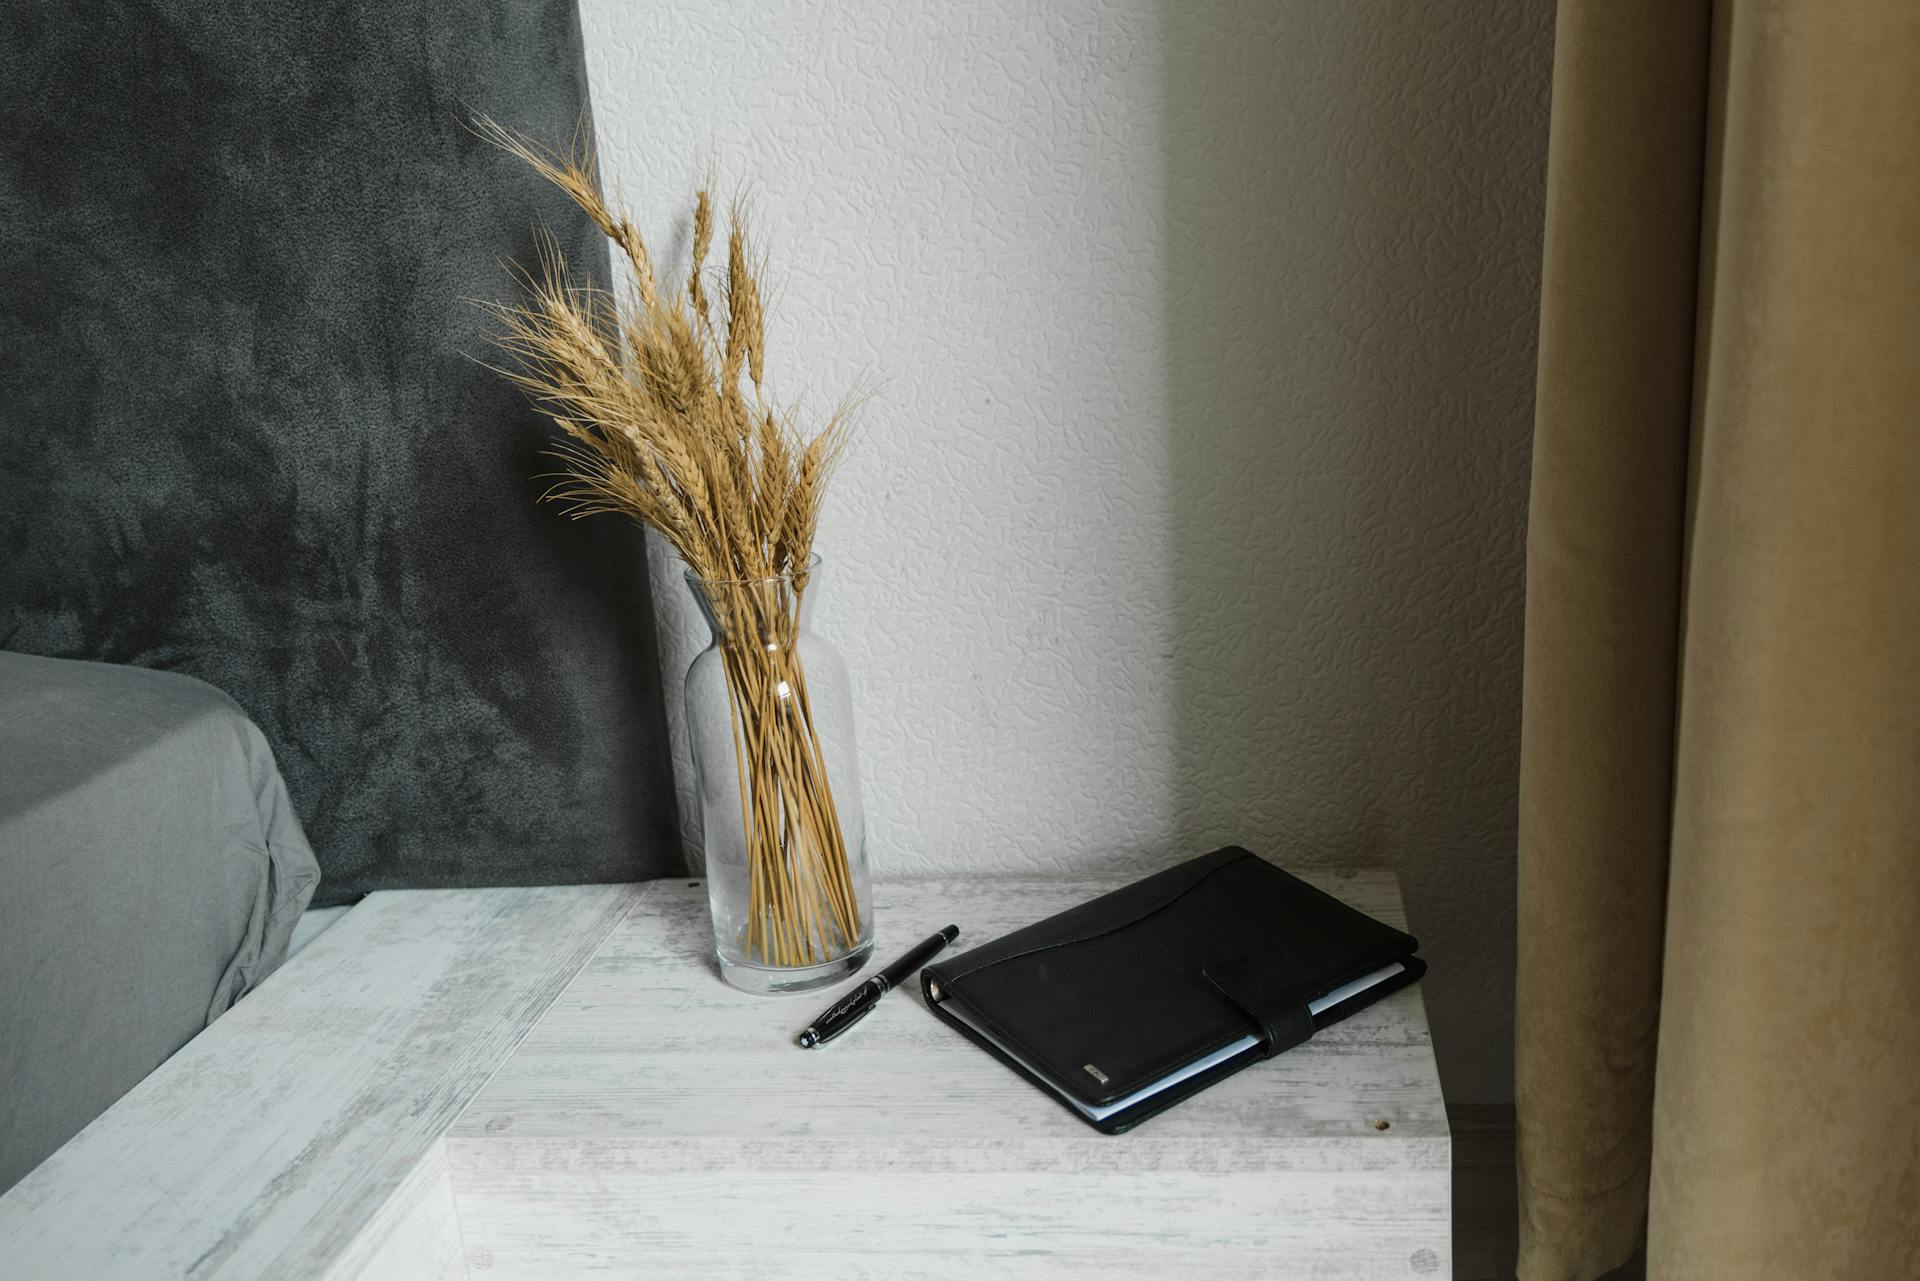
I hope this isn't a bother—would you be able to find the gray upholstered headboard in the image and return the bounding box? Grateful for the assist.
[0,1,681,902]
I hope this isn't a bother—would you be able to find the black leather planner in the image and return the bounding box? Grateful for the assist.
[921,847,1426,1134]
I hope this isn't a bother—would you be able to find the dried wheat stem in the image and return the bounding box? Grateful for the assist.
[481,118,863,967]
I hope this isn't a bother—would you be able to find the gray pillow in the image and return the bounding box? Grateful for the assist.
[0,0,683,902]
[0,651,321,1191]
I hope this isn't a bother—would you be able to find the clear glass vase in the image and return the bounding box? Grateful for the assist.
[683,558,872,995]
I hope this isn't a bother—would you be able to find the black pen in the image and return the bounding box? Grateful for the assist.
[797,924,959,1048]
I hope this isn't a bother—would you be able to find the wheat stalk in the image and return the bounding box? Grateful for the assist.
[476,117,861,967]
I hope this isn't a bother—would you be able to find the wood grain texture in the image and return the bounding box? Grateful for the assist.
[447,871,1450,1279]
[319,1143,467,1281]
[0,883,646,1281]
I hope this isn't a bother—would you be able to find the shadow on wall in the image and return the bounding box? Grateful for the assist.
[1159,0,1552,1103]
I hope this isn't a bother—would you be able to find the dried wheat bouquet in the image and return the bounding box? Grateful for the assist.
[477,118,862,968]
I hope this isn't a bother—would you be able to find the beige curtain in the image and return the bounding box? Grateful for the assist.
[1515,0,1920,1278]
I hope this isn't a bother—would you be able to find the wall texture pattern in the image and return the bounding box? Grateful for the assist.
[575,0,1552,1102]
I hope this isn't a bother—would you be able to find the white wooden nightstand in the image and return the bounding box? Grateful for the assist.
[0,870,1449,1280]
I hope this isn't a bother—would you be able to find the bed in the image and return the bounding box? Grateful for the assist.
[0,652,320,1191]
[0,0,681,1198]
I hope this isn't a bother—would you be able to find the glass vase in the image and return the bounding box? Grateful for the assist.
[683,558,872,995]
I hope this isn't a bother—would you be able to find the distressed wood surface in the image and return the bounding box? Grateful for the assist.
[318,1142,467,1281]
[0,883,646,1281]
[448,871,1450,1279]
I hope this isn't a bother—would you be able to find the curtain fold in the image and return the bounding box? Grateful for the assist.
[1516,0,1920,1278]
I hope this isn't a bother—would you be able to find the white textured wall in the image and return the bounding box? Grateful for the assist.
[578,0,1551,1103]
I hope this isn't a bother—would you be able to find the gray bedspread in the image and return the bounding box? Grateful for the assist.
[0,652,321,1191]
